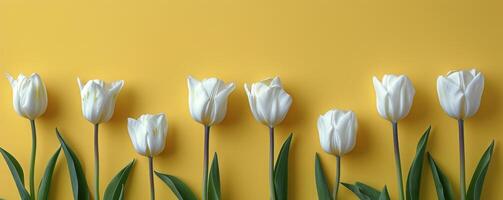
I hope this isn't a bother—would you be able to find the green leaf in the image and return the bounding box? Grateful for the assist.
[0,147,30,200]
[104,160,136,200]
[406,126,431,200]
[314,153,331,200]
[427,153,454,200]
[342,182,387,200]
[378,186,391,200]
[156,172,198,200]
[467,141,495,200]
[341,182,370,200]
[56,129,91,200]
[355,182,381,198]
[118,185,125,200]
[208,153,221,200]
[38,148,61,200]
[274,133,293,200]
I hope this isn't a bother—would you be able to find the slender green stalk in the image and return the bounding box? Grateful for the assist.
[269,127,275,200]
[149,156,155,200]
[202,125,210,200]
[392,122,404,200]
[333,156,341,200]
[94,124,100,200]
[29,120,37,200]
[458,119,466,200]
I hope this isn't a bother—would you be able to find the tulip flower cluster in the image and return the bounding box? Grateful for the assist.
[0,69,495,200]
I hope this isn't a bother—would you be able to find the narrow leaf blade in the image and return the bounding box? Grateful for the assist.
[155,172,198,200]
[38,148,61,200]
[104,160,136,200]
[355,182,380,198]
[427,153,454,200]
[406,126,431,200]
[56,129,91,200]
[467,141,495,200]
[378,186,391,200]
[274,133,293,200]
[207,153,221,200]
[315,153,331,200]
[0,147,30,200]
[341,182,370,200]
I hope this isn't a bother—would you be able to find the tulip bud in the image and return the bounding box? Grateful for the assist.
[317,109,357,156]
[77,78,124,124]
[437,69,484,119]
[187,76,235,126]
[127,113,168,157]
[244,77,292,128]
[372,74,415,122]
[6,73,48,120]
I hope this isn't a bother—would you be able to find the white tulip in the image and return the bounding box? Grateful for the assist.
[127,113,168,157]
[244,77,292,128]
[6,73,48,120]
[317,109,357,156]
[77,78,124,124]
[437,69,484,119]
[187,76,235,126]
[373,74,415,122]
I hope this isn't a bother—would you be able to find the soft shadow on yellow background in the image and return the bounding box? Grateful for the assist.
[1,0,502,199]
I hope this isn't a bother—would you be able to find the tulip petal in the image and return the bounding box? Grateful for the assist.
[437,76,464,119]
[464,72,484,118]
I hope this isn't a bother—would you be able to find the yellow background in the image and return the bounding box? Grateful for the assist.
[0,0,502,199]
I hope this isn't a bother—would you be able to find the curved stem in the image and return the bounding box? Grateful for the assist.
[458,119,466,200]
[392,122,404,200]
[269,127,275,200]
[29,120,36,200]
[149,156,155,200]
[202,125,210,200]
[94,124,100,200]
[333,156,341,200]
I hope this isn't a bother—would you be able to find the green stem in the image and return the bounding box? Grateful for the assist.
[269,127,275,200]
[94,124,100,200]
[333,156,341,200]
[392,122,404,200]
[458,119,466,200]
[202,125,210,200]
[29,120,36,200]
[149,156,155,200]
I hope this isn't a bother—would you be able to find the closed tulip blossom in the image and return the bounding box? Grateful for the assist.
[78,78,124,200]
[437,69,485,199]
[317,109,358,200]
[245,76,293,199]
[187,76,235,200]
[6,73,48,198]
[437,69,484,120]
[128,113,168,200]
[372,75,415,123]
[188,76,235,126]
[372,74,415,200]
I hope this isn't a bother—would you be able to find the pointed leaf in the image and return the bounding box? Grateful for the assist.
[104,160,136,200]
[315,153,331,200]
[427,153,454,200]
[467,141,495,200]
[156,172,198,200]
[208,153,221,200]
[274,133,293,200]
[38,148,61,200]
[355,182,381,198]
[341,182,371,200]
[56,129,91,200]
[0,147,30,200]
[406,126,431,200]
[378,186,391,200]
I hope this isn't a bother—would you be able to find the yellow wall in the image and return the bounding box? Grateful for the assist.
[0,0,502,199]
